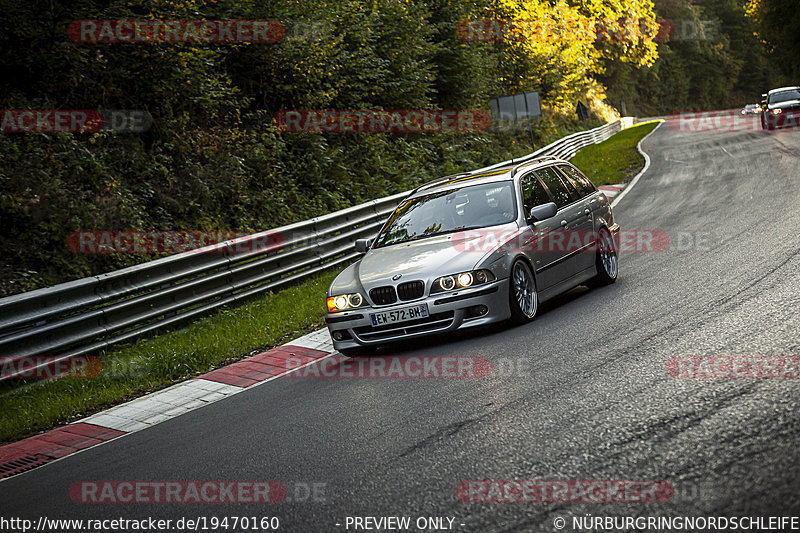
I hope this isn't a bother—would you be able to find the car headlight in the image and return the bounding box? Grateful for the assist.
[431,269,495,294]
[327,292,365,312]
[771,109,783,114]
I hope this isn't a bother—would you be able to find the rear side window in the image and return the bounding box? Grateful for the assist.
[534,167,581,208]
[520,173,551,218]
[557,164,596,197]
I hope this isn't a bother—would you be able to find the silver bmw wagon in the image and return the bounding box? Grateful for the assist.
[325,156,619,355]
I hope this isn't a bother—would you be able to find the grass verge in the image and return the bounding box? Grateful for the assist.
[0,269,338,444]
[570,121,660,186]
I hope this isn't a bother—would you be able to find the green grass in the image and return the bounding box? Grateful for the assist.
[570,121,660,187]
[0,269,339,444]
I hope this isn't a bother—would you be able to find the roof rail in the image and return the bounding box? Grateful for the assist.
[410,172,472,194]
[509,155,560,178]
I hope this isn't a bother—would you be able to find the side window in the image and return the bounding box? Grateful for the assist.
[520,173,551,219]
[557,164,596,197]
[535,167,581,208]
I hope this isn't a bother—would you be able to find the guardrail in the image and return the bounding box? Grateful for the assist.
[0,117,633,379]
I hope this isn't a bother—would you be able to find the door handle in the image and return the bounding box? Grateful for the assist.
[560,220,567,227]
[584,208,590,215]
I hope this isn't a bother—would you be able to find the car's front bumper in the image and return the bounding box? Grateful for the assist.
[764,109,800,129]
[325,278,511,350]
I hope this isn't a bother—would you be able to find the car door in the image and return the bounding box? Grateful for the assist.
[533,166,594,279]
[518,171,567,291]
[554,164,598,272]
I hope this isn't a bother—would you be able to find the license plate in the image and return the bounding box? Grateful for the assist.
[370,304,429,326]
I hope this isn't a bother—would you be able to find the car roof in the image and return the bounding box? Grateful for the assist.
[410,157,569,197]
[768,86,800,95]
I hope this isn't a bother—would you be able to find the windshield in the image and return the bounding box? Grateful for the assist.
[374,181,517,247]
[769,90,800,104]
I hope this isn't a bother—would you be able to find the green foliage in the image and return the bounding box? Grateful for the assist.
[0,0,629,295]
[745,0,800,80]
[601,0,785,115]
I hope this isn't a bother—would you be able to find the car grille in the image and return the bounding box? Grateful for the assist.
[353,311,455,341]
[397,280,424,301]
[369,286,397,305]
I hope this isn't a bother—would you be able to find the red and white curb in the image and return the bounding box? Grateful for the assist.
[598,184,624,198]
[0,329,336,481]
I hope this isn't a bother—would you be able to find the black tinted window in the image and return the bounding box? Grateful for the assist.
[557,164,596,197]
[520,173,551,218]
[535,167,580,207]
[769,89,800,104]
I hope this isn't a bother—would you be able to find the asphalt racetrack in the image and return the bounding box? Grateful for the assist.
[2,122,800,532]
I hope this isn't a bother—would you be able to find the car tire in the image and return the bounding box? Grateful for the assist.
[588,227,618,287]
[508,259,538,324]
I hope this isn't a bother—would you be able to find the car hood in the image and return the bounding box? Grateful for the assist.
[357,224,519,289]
[357,235,481,288]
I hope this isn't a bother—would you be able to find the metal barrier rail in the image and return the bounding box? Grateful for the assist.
[0,117,632,378]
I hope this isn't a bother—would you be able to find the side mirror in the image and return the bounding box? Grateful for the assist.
[528,202,558,223]
[354,238,372,253]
